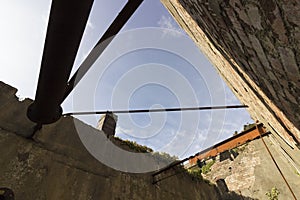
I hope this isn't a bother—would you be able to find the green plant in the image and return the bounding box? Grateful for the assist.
[186,168,214,184]
[243,123,256,131]
[151,152,178,164]
[265,187,280,200]
[113,137,179,164]
[238,143,248,152]
[114,137,153,153]
[188,169,202,179]
[231,147,239,154]
[201,160,215,174]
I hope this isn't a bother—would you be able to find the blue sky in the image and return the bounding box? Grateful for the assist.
[0,0,253,159]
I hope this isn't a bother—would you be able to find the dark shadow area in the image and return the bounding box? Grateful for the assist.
[0,188,14,200]
[220,150,233,162]
[154,166,257,200]
[215,178,258,199]
[215,179,257,200]
[216,191,257,200]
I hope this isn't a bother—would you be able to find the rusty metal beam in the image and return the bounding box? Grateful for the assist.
[152,123,266,180]
[62,0,144,102]
[27,0,94,124]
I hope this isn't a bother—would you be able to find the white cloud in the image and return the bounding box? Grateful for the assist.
[116,125,133,136]
[157,15,184,37]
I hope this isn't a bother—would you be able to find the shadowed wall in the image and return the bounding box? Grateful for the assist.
[161,0,300,147]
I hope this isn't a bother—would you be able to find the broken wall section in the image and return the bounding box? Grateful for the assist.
[0,81,224,200]
[198,134,300,199]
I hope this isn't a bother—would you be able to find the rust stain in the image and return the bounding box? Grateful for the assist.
[189,123,267,165]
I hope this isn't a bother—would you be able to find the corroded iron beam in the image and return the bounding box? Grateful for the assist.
[27,0,94,124]
[63,0,144,102]
[27,0,144,125]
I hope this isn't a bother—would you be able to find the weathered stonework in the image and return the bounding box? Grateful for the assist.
[161,0,300,146]
[0,128,220,200]
[200,133,300,199]
[1,81,254,199]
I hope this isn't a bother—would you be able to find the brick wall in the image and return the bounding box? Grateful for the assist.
[161,0,300,146]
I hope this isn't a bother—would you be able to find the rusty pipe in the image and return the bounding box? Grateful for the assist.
[63,0,144,101]
[27,0,94,124]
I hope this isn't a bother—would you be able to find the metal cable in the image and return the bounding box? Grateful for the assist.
[257,124,297,200]
[63,104,248,116]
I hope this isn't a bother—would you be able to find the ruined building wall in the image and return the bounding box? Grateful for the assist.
[199,133,300,199]
[0,124,219,200]
[161,0,300,146]
[0,82,225,200]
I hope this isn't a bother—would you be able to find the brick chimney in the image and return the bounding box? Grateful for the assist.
[97,112,118,137]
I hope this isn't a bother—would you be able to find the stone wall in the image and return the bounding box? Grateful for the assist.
[0,128,219,200]
[198,133,300,199]
[161,0,300,146]
[0,81,255,200]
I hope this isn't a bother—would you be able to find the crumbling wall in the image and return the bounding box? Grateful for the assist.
[0,128,220,200]
[161,0,300,146]
[0,81,229,200]
[198,134,300,199]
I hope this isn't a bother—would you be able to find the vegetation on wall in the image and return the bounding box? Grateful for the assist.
[151,151,178,164]
[200,160,216,174]
[231,143,247,155]
[114,136,214,184]
[243,123,256,131]
[233,123,256,136]
[113,136,178,163]
[114,136,212,185]
[196,159,216,174]
[186,167,213,184]
[187,168,203,181]
[114,137,153,153]
[265,187,280,200]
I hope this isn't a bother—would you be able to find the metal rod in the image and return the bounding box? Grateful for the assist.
[27,0,94,124]
[62,0,144,103]
[63,105,248,116]
[257,124,297,200]
[152,157,191,177]
[152,122,262,178]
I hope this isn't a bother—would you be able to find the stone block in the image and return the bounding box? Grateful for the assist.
[279,47,299,76]
[246,4,263,30]
[0,82,36,137]
[248,34,271,70]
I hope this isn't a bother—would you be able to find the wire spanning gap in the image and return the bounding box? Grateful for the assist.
[63,104,248,116]
[257,124,298,200]
[151,123,264,180]
[151,146,207,180]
